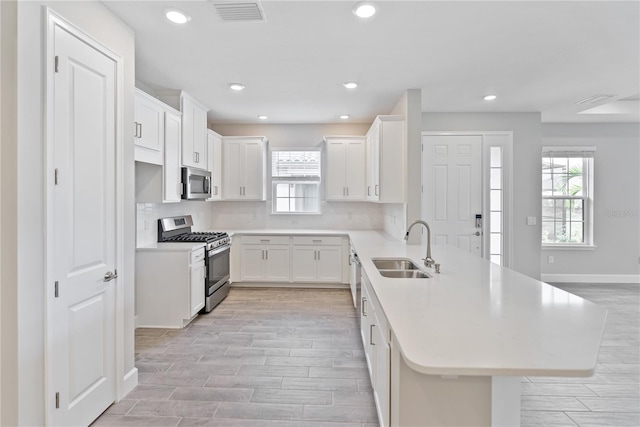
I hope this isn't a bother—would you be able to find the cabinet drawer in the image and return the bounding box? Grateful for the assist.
[292,236,343,246]
[191,247,205,264]
[242,235,290,245]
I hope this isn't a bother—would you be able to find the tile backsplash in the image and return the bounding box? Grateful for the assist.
[137,200,387,247]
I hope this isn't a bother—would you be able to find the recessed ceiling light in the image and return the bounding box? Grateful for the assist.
[228,83,245,91]
[257,115,268,120]
[165,8,191,24]
[343,82,358,89]
[353,2,376,18]
[340,115,350,120]
[483,95,497,101]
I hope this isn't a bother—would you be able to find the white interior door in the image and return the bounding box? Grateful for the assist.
[422,135,483,255]
[52,23,117,426]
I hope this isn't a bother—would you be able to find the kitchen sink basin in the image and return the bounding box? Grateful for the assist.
[378,270,431,279]
[372,258,422,270]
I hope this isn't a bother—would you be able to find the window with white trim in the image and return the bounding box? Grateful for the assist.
[542,148,594,246]
[272,150,321,214]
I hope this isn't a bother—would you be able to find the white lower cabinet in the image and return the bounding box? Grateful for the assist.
[291,236,343,282]
[360,270,391,427]
[136,246,205,328]
[239,236,290,282]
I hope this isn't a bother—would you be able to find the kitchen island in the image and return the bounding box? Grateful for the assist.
[348,230,607,426]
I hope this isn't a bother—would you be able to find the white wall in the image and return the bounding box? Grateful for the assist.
[422,113,542,279]
[541,123,640,282]
[16,2,135,424]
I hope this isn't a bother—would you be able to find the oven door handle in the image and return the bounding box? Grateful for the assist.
[209,244,231,256]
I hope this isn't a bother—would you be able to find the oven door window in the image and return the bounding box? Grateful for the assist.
[208,248,230,288]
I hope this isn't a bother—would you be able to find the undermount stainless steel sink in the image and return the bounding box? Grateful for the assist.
[372,258,421,270]
[378,270,431,279]
[372,258,431,279]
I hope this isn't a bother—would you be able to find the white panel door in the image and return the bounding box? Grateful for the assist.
[345,140,366,200]
[264,246,290,281]
[240,246,265,281]
[223,139,243,199]
[134,94,163,153]
[52,24,116,426]
[190,261,206,316]
[422,135,483,256]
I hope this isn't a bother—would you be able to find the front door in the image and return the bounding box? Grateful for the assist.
[51,22,117,426]
[422,135,483,256]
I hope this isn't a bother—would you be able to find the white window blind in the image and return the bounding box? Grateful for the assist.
[272,151,321,180]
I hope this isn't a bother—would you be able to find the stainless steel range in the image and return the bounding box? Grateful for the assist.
[158,215,230,312]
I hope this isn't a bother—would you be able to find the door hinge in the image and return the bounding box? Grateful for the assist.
[54,56,59,73]
[54,169,59,185]
[54,281,59,298]
[55,392,60,409]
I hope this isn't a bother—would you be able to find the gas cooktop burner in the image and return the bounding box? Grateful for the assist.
[157,216,230,249]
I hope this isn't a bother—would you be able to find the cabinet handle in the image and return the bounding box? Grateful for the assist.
[262,250,265,260]
[367,186,371,196]
[134,122,139,138]
[265,250,268,260]
[317,250,320,260]
[362,297,367,316]
[214,185,218,196]
[370,324,376,345]
[139,123,142,139]
[346,187,349,196]
[260,239,270,243]
[312,239,322,243]
[375,185,379,196]
[194,152,198,163]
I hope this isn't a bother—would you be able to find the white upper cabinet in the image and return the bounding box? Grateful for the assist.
[157,90,209,171]
[365,116,405,203]
[207,130,223,201]
[222,136,267,201]
[134,89,182,203]
[134,89,165,165]
[325,136,366,201]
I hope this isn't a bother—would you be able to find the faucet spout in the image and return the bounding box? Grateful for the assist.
[405,220,437,270]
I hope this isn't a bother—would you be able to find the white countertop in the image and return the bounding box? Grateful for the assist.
[348,230,607,377]
[209,229,350,237]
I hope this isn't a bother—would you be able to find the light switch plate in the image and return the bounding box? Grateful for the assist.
[527,216,537,226]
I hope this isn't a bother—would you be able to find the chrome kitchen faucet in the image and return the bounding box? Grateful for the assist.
[404,220,440,273]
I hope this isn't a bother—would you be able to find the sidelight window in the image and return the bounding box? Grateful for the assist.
[542,148,594,246]
[272,150,321,214]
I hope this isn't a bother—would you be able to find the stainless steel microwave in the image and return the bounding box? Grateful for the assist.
[182,167,211,200]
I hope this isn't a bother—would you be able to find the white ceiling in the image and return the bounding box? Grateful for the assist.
[102,0,640,124]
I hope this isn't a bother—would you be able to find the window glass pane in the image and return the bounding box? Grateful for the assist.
[490,147,502,167]
[542,222,555,243]
[569,222,584,244]
[275,183,290,197]
[490,190,502,211]
[490,212,502,233]
[490,233,502,254]
[571,199,584,221]
[276,198,290,212]
[542,199,555,220]
[490,255,502,265]
[490,169,502,190]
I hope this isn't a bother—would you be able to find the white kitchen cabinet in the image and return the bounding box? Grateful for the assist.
[207,130,223,201]
[134,91,182,203]
[239,235,290,282]
[157,90,208,170]
[360,270,391,427]
[325,136,366,201]
[291,236,343,283]
[135,245,205,328]
[222,136,267,201]
[134,89,164,165]
[365,115,405,203]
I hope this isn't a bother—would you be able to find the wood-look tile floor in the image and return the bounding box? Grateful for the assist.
[93,284,639,427]
[521,283,640,427]
[93,288,379,427]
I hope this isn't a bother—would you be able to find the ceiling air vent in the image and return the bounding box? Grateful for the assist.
[212,1,266,22]
[575,94,615,105]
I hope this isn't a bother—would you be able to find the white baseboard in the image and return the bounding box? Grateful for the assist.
[120,367,138,400]
[541,274,640,284]
[231,282,349,289]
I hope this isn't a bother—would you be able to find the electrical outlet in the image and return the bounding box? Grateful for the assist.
[548,256,554,264]
[527,216,537,226]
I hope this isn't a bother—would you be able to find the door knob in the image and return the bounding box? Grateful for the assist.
[103,270,118,282]
[474,231,482,236]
